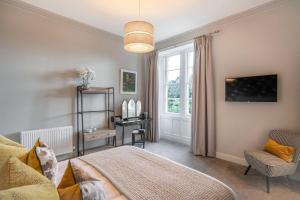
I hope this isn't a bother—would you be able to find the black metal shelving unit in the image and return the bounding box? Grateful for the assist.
[76,86,115,156]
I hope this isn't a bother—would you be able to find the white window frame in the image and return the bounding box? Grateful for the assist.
[185,50,194,116]
[159,43,194,118]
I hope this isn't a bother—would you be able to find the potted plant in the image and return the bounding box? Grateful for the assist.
[77,67,95,89]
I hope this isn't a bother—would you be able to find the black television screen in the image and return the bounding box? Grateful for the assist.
[225,74,277,102]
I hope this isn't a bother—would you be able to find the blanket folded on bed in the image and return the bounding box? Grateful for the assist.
[80,146,236,200]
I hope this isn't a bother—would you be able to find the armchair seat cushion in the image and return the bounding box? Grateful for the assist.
[244,150,296,177]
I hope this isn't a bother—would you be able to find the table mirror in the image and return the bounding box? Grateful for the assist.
[122,100,127,119]
[128,99,136,118]
[136,100,141,116]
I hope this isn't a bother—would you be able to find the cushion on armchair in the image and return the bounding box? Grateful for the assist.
[264,138,295,162]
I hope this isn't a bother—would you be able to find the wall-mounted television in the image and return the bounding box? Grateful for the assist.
[225,74,277,102]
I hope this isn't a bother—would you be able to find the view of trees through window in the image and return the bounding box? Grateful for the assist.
[167,76,180,113]
[165,49,194,115]
[187,52,194,114]
[167,55,180,113]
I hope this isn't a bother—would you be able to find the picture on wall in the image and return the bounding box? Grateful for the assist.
[120,69,137,94]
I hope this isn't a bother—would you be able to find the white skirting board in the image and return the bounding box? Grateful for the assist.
[216,152,247,166]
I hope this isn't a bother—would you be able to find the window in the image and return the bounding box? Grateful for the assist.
[161,43,194,116]
[187,52,194,114]
[166,54,181,113]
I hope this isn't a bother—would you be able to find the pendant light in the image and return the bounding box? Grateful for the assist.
[124,0,154,53]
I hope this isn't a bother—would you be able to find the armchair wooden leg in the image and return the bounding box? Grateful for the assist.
[244,165,251,175]
[266,176,270,193]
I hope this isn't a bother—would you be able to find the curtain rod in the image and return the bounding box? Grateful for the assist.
[157,30,220,52]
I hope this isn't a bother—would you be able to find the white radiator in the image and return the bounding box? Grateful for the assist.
[21,126,73,156]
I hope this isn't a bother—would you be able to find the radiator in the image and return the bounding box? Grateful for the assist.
[21,126,73,156]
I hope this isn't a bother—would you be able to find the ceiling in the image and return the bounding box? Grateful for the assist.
[21,0,273,42]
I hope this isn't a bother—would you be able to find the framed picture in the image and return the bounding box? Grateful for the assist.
[120,69,137,94]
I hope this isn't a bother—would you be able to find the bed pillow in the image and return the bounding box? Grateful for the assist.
[57,184,81,200]
[0,143,27,168]
[264,138,296,162]
[0,135,24,147]
[58,181,106,200]
[19,139,48,174]
[58,160,76,189]
[0,144,28,190]
[36,146,58,182]
[0,183,59,200]
[58,161,106,200]
[70,160,98,183]
[79,181,106,200]
[20,139,58,183]
[0,156,50,190]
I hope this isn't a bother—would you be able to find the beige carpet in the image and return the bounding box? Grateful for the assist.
[143,139,300,200]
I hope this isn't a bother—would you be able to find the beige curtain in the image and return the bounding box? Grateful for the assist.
[144,51,159,142]
[191,35,216,157]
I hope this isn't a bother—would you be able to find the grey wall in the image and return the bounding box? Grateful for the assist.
[0,0,144,148]
[157,0,300,178]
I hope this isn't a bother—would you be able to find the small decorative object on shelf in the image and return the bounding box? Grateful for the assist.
[77,67,96,89]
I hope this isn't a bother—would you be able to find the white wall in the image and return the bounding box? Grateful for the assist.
[0,0,144,149]
[156,0,300,176]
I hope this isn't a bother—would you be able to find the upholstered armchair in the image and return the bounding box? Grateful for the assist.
[244,130,300,193]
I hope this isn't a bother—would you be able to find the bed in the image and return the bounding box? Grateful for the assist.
[58,146,237,200]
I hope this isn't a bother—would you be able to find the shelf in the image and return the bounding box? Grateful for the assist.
[78,110,115,114]
[78,87,114,94]
[83,129,116,142]
[77,86,115,156]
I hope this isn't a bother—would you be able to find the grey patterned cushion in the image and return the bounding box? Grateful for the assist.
[244,150,297,177]
[80,181,106,200]
[36,147,58,182]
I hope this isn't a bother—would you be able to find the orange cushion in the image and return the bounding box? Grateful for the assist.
[58,161,76,189]
[57,161,106,200]
[264,138,296,162]
[57,184,81,200]
[57,161,80,200]
[19,139,45,174]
